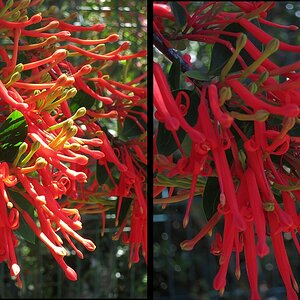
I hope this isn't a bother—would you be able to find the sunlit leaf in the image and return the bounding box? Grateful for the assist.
[0,110,28,163]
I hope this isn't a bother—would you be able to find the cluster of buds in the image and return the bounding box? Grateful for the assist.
[154,2,300,299]
[0,0,147,286]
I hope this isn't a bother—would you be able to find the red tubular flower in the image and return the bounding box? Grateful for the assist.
[0,81,28,110]
[22,49,68,71]
[180,212,222,251]
[1,0,146,286]
[66,62,113,105]
[153,3,175,21]
[41,18,105,32]
[244,138,293,231]
[238,18,300,52]
[0,13,42,28]
[153,73,179,131]
[208,84,233,128]
[226,79,299,117]
[213,212,235,295]
[97,149,126,179]
[197,87,245,229]
[243,222,260,300]
[244,168,269,257]
[64,33,119,45]
[154,62,206,143]
[154,1,300,299]
[269,213,299,299]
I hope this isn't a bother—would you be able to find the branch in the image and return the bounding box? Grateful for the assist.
[153,32,191,73]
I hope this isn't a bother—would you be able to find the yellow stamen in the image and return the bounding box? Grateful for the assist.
[20,141,41,167]
[241,39,279,78]
[12,142,28,167]
[220,33,247,81]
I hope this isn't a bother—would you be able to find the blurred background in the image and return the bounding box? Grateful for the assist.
[0,0,147,298]
[154,2,300,300]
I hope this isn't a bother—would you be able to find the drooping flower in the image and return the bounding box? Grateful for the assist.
[154,2,300,299]
[0,0,147,285]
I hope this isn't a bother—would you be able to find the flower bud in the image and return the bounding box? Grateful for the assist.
[5,72,21,88]
[236,33,247,51]
[265,38,280,53]
[14,63,24,73]
[35,157,47,169]
[73,107,86,119]
[248,82,258,94]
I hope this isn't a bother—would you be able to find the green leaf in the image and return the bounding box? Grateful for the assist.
[69,89,95,114]
[230,118,254,150]
[181,134,192,156]
[0,110,28,163]
[209,20,263,76]
[169,39,189,51]
[119,106,146,140]
[288,123,300,137]
[272,188,283,204]
[8,189,36,244]
[96,162,115,185]
[116,197,133,226]
[169,2,187,28]
[270,154,295,172]
[156,88,200,156]
[168,58,181,91]
[202,177,220,221]
[156,122,186,156]
[183,70,213,81]
[0,61,6,69]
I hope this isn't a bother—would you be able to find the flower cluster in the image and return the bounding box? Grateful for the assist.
[0,0,147,286]
[154,2,300,299]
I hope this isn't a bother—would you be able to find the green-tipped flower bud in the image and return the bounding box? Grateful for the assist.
[73,107,87,119]
[35,157,47,169]
[65,143,81,151]
[65,125,78,138]
[5,0,14,9]
[248,82,258,94]
[13,142,28,167]
[230,109,269,122]
[283,117,295,132]
[5,72,21,87]
[0,0,14,17]
[48,5,59,14]
[41,72,52,83]
[20,141,41,167]
[46,36,58,44]
[31,141,41,152]
[220,34,247,81]
[14,63,24,73]
[263,202,275,211]
[56,74,68,86]
[254,110,269,121]
[219,87,232,106]
[265,39,280,53]
[242,39,280,79]
[238,149,246,170]
[236,33,247,51]
[258,71,269,84]
[19,0,31,9]
[19,142,28,154]
[62,119,74,131]
[66,87,77,98]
